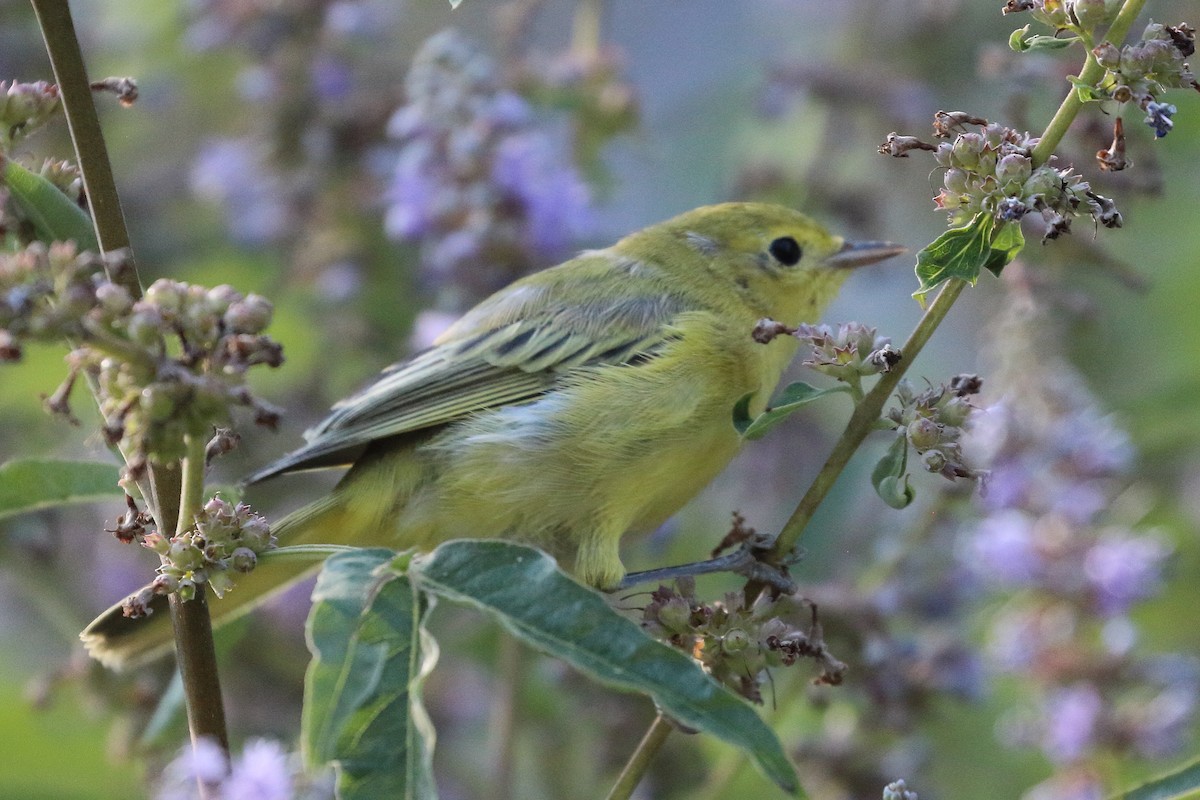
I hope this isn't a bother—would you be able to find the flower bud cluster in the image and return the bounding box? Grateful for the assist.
[796,322,901,382]
[1004,0,1120,32]
[1092,22,1197,139]
[930,120,1120,238]
[0,80,60,147]
[0,242,283,478]
[642,577,845,702]
[385,30,593,303]
[122,496,274,616]
[886,375,983,480]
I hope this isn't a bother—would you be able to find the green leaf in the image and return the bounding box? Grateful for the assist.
[0,459,121,521]
[0,157,98,251]
[1009,24,1079,52]
[409,540,801,795]
[913,214,1025,306]
[1067,75,1109,103]
[871,434,915,509]
[984,219,1025,277]
[1114,757,1200,800]
[734,382,851,440]
[302,549,438,800]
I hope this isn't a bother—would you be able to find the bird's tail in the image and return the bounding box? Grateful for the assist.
[81,493,351,670]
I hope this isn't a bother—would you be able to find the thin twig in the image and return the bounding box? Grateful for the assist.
[28,0,138,289]
[604,713,673,800]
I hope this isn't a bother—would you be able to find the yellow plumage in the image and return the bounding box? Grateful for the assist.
[83,202,900,667]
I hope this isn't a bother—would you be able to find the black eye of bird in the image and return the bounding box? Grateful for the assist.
[768,236,802,266]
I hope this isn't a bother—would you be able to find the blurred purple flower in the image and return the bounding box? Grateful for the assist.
[1083,533,1171,616]
[311,55,354,102]
[1042,683,1102,764]
[155,737,297,800]
[223,739,295,800]
[383,30,595,308]
[492,132,593,257]
[962,510,1041,585]
[156,737,227,800]
[191,138,288,246]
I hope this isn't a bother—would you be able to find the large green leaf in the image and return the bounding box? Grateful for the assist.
[1,157,98,251]
[302,549,438,800]
[408,540,800,795]
[734,381,851,440]
[913,213,1024,306]
[1115,757,1200,800]
[0,459,121,520]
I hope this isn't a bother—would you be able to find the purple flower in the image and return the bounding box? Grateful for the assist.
[156,737,228,800]
[1042,683,1102,763]
[311,55,354,102]
[223,739,295,800]
[190,138,288,246]
[1144,101,1177,139]
[384,145,441,239]
[492,131,593,258]
[1083,533,1170,616]
[962,510,1041,585]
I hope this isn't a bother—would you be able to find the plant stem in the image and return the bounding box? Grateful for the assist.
[760,278,966,571]
[571,0,605,59]
[29,0,182,532]
[170,434,230,761]
[28,0,138,292]
[604,713,673,800]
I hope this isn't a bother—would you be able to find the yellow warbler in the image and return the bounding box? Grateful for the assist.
[83,202,901,667]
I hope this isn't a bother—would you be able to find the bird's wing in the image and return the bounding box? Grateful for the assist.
[246,256,687,481]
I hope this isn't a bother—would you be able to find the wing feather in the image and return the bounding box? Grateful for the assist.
[246,253,689,483]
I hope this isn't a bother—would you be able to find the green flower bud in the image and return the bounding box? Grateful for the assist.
[1072,0,1113,32]
[721,628,752,654]
[943,168,970,196]
[921,449,948,473]
[224,294,273,334]
[205,284,242,316]
[176,576,197,602]
[995,153,1032,190]
[144,279,187,316]
[230,547,258,573]
[657,596,692,633]
[907,417,942,451]
[950,134,983,170]
[168,539,205,571]
[95,282,133,316]
[127,304,166,346]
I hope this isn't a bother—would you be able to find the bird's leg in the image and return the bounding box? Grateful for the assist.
[617,531,797,593]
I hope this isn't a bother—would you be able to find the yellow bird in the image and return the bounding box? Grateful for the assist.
[83,202,901,667]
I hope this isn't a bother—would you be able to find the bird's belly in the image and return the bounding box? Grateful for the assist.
[418,370,745,548]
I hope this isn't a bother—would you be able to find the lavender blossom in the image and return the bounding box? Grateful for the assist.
[384,30,594,308]
[191,138,289,246]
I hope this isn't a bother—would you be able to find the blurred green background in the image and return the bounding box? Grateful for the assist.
[2,1,1199,798]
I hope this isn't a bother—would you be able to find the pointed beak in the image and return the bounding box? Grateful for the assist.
[824,240,907,270]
